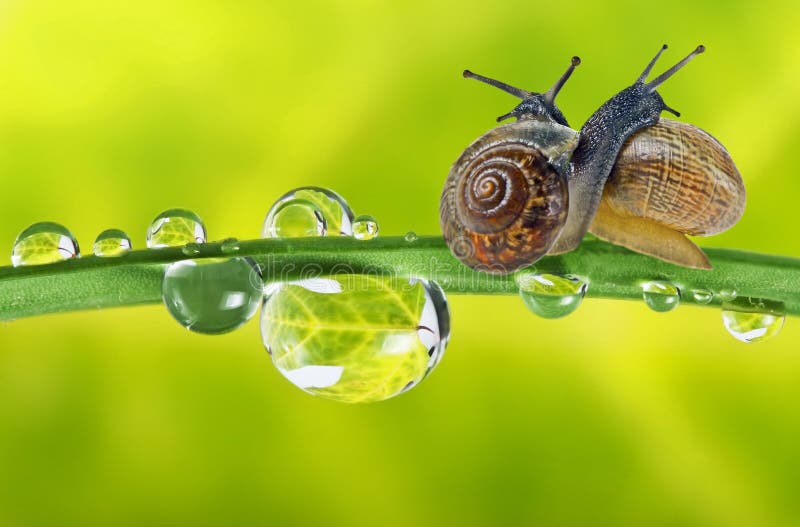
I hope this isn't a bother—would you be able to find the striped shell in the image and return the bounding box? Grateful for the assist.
[603,119,745,236]
[440,119,577,273]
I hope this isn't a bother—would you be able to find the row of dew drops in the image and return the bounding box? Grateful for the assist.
[10,187,446,403]
[9,187,787,401]
[516,273,785,342]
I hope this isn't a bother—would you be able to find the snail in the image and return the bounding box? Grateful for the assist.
[440,45,745,273]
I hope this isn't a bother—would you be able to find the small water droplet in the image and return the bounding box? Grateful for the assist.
[182,243,202,256]
[262,187,354,238]
[718,289,737,302]
[352,214,379,240]
[642,281,680,312]
[404,231,418,242]
[722,297,785,343]
[162,257,263,335]
[220,237,240,254]
[261,275,449,403]
[516,272,587,319]
[691,289,713,305]
[146,208,206,248]
[11,222,79,266]
[92,229,131,257]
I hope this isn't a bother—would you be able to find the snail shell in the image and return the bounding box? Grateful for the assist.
[440,119,578,272]
[588,119,745,269]
[605,119,744,234]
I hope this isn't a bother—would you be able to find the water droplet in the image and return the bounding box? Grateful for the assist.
[220,237,240,254]
[264,199,326,238]
[92,229,131,257]
[642,281,680,312]
[162,257,263,335]
[11,222,79,266]
[691,289,713,305]
[722,297,785,343]
[718,289,737,302]
[261,275,449,403]
[181,243,202,256]
[262,187,354,238]
[146,208,206,248]
[404,231,418,243]
[352,215,379,240]
[516,272,587,319]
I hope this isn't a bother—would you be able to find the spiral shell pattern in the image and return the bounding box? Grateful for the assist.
[440,124,570,273]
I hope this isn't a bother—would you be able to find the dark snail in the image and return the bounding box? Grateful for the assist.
[440,45,745,273]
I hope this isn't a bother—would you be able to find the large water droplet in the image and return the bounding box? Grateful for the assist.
[261,275,449,403]
[642,281,680,312]
[146,208,206,248]
[93,229,131,257]
[404,231,418,243]
[262,187,354,238]
[691,289,713,305]
[722,297,786,343]
[352,215,379,240]
[516,272,587,319]
[162,257,263,335]
[11,222,79,266]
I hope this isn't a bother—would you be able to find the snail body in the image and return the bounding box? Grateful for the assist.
[441,45,745,273]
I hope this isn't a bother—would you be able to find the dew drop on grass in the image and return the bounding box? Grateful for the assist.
[718,289,738,302]
[93,229,131,257]
[162,257,263,335]
[404,231,418,243]
[181,243,202,256]
[220,237,240,254]
[722,297,785,343]
[262,187,354,238]
[516,272,587,319]
[11,222,79,266]
[691,289,713,304]
[146,208,206,248]
[352,215,379,240]
[642,281,680,312]
[264,199,325,238]
[261,275,450,403]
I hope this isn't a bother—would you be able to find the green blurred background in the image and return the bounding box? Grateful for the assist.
[1,0,799,525]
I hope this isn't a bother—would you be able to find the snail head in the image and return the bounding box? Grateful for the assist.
[463,56,580,127]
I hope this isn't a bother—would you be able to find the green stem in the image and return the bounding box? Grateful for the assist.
[0,236,798,321]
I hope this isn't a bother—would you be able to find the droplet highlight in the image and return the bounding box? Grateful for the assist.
[262,187,354,238]
[146,208,206,248]
[261,275,449,403]
[642,281,680,313]
[92,229,131,257]
[722,297,785,343]
[404,231,418,243]
[352,215,379,241]
[516,272,587,319]
[162,257,263,335]
[11,222,79,266]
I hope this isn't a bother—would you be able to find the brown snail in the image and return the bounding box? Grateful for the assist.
[440,45,745,273]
